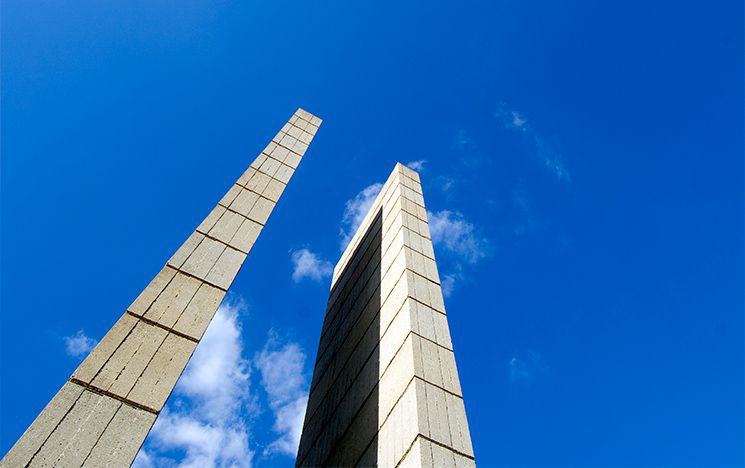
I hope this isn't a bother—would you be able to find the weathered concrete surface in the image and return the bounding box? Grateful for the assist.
[2,108,322,468]
[296,164,474,467]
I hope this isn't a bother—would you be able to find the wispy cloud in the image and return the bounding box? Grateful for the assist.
[434,175,455,193]
[339,182,383,250]
[510,187,540,237]
[64,330,97,358]
[495,102,571,183]
[253,333,309,458]
[427,210,489,296]
[509,350,547,384]
[291,249,333,283]
[428,210,489,265]
[453,129,475,151]
[405,160,427,172]
[441,273,458,298]
[134,300,254,468]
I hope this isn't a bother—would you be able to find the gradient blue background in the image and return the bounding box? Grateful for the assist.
[2,1,743,466]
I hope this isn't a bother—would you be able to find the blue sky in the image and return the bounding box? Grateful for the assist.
[2,1,743,466]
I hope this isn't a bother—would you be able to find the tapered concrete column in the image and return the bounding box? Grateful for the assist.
[296,164,475,467]
[2,108,322,468]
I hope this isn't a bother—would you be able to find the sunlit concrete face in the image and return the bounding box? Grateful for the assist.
[296,164,475,467]
[2,108,322,468]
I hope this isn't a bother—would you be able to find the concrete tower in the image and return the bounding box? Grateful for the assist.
[296,164,475,467]
[2,109,322,467]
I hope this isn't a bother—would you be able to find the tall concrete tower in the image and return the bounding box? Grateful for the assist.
[2,109,322,467]
[296,164,475,467]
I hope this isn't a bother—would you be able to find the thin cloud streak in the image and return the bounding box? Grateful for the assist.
[495,102,571,183]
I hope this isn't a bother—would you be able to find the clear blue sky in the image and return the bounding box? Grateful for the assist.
[2,1,743,466]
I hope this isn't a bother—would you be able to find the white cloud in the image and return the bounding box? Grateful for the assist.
[438,177,455,192]
[453,129,474,150]
[535,135,571,182]
[509,350,547,384]
[254,333,309,458]
[291,249,333,283]
[134,300,254,468]
[428,210,489,264]
[510,110,527,130]
[339,182,383,250]
[441,273,457,298]
[64,330,97,358]
[405,160,427,172]
[495,102,571,183]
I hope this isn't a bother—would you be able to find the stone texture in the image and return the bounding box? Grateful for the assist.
[297,164,474,467]
[2,108,322,468]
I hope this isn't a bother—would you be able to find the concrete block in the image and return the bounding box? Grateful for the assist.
[127,333,197,410]
[127,267,177,317]
[259,156,281,177]
[445,392,473,457]
[410,299,437,345]
[244,170,271,194]
[74,314,138,383]
[273,163,294,184]
[173,282,226,340]
[379,299,412,370]
[379,335,416,420]
[270,144,290,163]
[262,178,286,202]
[236,167,256,187]
[416,335,444,390]
[180,236,226,281]
[397,436,428,468]
[293,140,309,156]
[283,151,302,169]
[228,188,260,218]
[0,382,85,467]
[167,232,204,269]
[287,124,304,140]
[429,439,458,468]
[438,345,462,396]
[142,272,202,327]
[247,197,275,225]
[296,108,312,121]
[30,389,120,467]
[82,403,156,467]
[422,380,452,448]
[91,321,168,398]
[250,153,268,169]
[207,209,245,245]
[197,205,227,234]
[205,246,246,290]
[279,134,298,152]
[231,218,262,253]
[218,184,243,208]
[432,309,453,349]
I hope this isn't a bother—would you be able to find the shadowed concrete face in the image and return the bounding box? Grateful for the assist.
[297,164,475,467]
[2,108,322,468]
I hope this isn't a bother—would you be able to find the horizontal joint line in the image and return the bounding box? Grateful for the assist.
[68,378,160,415]
[125,311,200,343]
